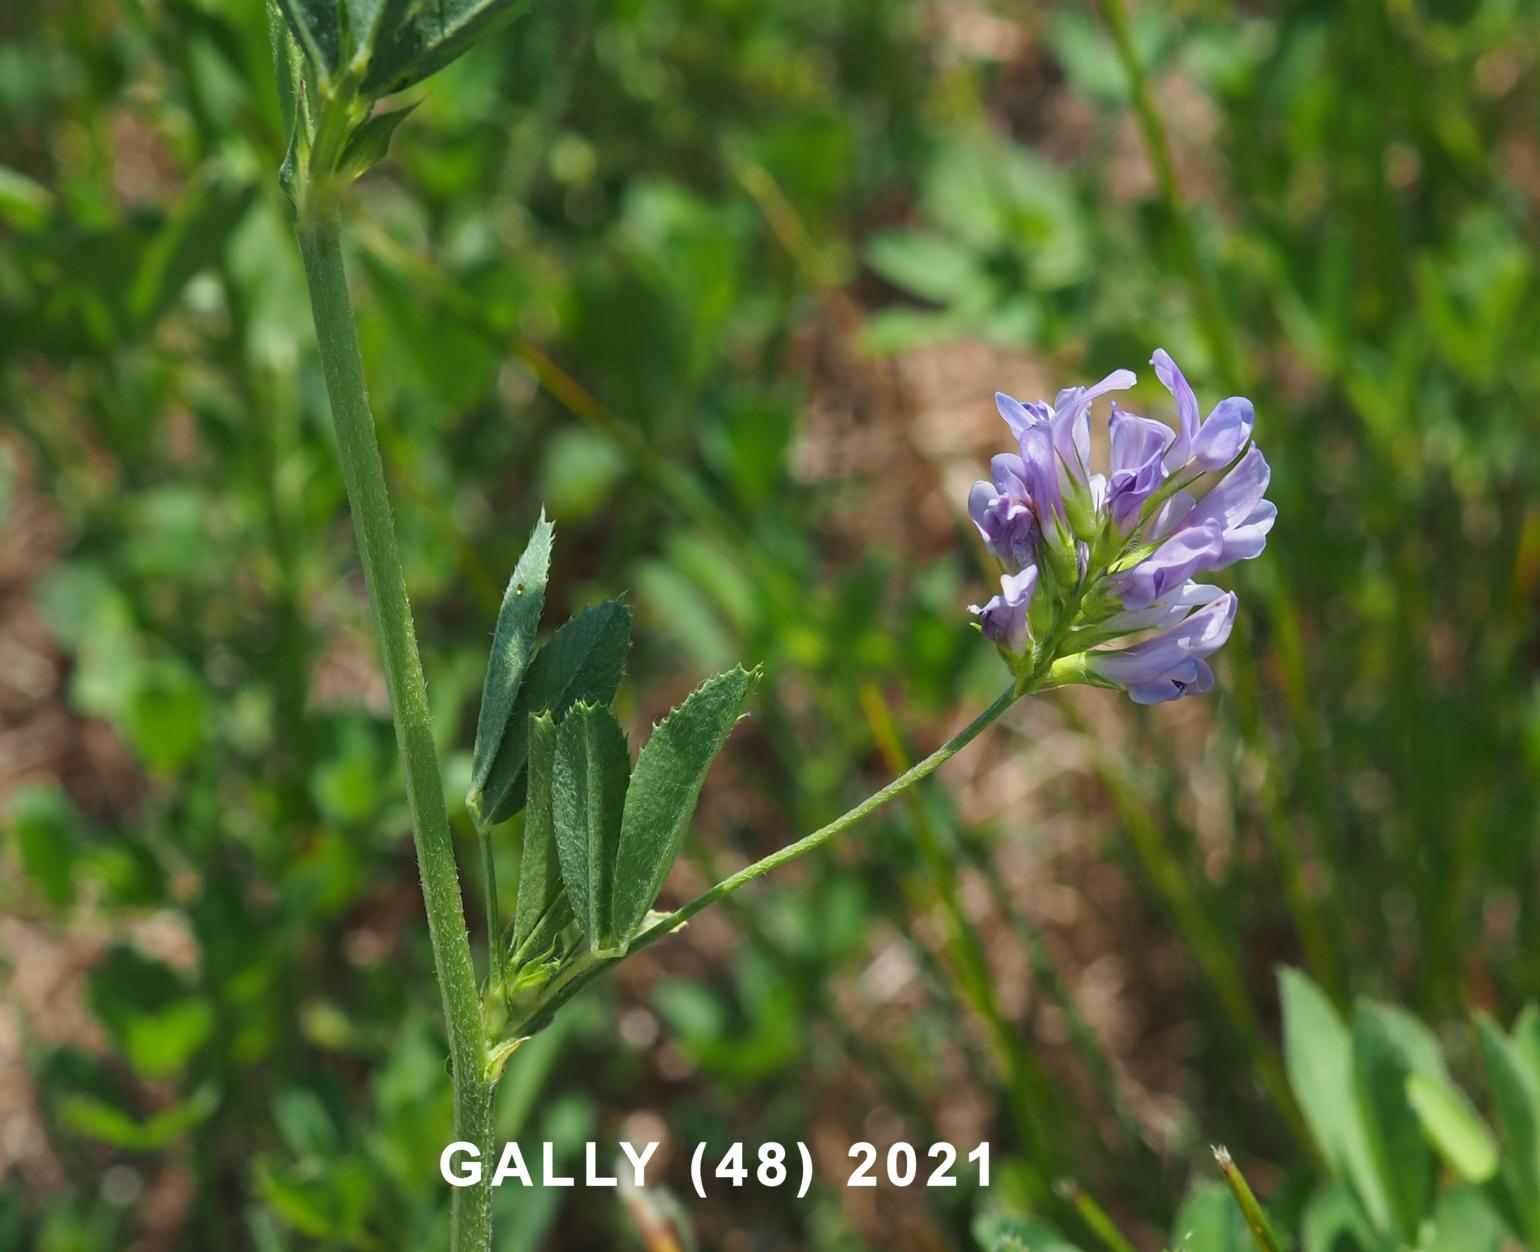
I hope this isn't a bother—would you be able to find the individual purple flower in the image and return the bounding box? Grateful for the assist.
[1151,349,1255,472]
[1105,401,1173,532]
[968,453,1038,572]
[1087,592,1237,705]
[970,566,1038,653]
[1145,446,1277,571]
[995,370,1135,524]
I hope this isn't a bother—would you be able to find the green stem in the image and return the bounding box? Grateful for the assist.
[642,684,1021,944]
[1214,1146,1284,1252]
[294,210,493,1251]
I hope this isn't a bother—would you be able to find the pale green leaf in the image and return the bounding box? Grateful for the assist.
[1170,1181,1248,1252]
[57,1084,219,1153]
[1278,968,1392,1235]
[1407,1071,1499,1183]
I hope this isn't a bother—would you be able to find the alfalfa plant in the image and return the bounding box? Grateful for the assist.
[267,2,1274,1245]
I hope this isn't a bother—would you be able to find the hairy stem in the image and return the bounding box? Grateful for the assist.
[294,210,493,1251]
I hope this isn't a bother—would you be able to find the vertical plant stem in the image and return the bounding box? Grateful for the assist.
[294,211,494,1251]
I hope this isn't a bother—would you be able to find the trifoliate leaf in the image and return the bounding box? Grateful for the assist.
[612,666,759,940]
[551,704,630,955]
[477,598,631,826]
[468,513,552,820]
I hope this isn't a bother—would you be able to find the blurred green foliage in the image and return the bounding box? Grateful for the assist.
[2,0,1539,1247]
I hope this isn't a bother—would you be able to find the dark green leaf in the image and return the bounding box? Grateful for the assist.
[612,666,759,940]
[468,513,553,817]
[337,101,418,180]
[510,712,570,962]
[362,0,532,97]
[551,704,630,955]
[1352,1000,1443,1243]
[275,0,341,83]
[478,599,632,826]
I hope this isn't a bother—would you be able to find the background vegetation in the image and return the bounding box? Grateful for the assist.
[2,0,1538,1247]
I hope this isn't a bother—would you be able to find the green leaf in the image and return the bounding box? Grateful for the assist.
[477,598,632,826]
[1299,1182,1378,1252]
[1170,1181,1249,1252]
[1278,968,1391,1235]
[468,513,553,816]
[510,712,571,963]
[1511,1004,1540,1089]
[971,1212,1080,1252]
[1476,1014,1540,1245]
[7,784,80,911]
[1407,1071,1500,1183]
[337,101,419,180]
[275,0,341,83]
[361,0,533,98]
[866,229,983,305]
[612,667,759,941]
[1427,1185,1507,1252]
[1352,1000,1443,1242]
[0,165,53,230]
[551,704,631,954]
[56,1084,219,1153]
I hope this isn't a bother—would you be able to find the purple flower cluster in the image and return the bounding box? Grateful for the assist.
[967,351,1275,704]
